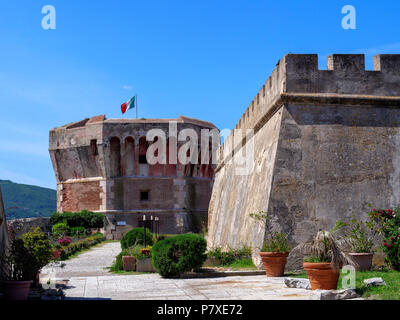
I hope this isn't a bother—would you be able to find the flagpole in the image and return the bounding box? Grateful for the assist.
[136,94,138,119]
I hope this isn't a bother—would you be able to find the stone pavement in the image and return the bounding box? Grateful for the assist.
[40,242,313,300]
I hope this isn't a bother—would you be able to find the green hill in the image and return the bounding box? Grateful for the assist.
[0,180,56,220]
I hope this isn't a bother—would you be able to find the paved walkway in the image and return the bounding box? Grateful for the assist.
[40,242,313,300]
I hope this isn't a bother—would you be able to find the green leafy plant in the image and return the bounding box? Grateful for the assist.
[292,222,354,270]
[68,226,85,236]
[50,210,104,229]
[207,246,251,265]
[261,232,290,253]
[368,206,400,270]
[336,218,374,253]
[249,210,290,253]
[22,227,53,272]
[121,227,153,249]
[1,239,36,281]
[1,228,52,281]
[52,222,70,237]
[152,234,207,278]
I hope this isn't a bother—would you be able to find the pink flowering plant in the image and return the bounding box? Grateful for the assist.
[369,206,400,270]
[57,237,72,246]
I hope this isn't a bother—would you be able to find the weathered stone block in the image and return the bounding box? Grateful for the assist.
[310,289,359,300]
[284,277,312,290]
[363,277,387,287]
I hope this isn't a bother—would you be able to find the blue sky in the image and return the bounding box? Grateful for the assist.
[0,0,399,189]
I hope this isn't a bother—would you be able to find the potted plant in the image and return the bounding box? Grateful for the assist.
[250,211,291,277]
[338,218,375,271]
[0,239,35,300]
[292,222,354,290]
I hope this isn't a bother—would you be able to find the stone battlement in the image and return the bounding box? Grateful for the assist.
[218,54,400,168]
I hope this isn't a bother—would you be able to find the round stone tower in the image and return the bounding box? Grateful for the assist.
[49,115,218,239]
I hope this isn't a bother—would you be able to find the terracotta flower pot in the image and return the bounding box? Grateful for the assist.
[0,280,33,300]
[259,252,289,277]
[303,262,339,290]
[348,253,373,271]
[122,256,136,271]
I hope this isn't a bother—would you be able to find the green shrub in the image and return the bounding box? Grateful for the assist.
[121,227,153,249]
[207,246,252,265]
[52,222,70,237]
[22,227,53,271]
[68,226,85,236]
[2,239,36,281]
[50,210,104,229]
[152,233,207,278]
[1,227,53,281]
[369,207,400,270]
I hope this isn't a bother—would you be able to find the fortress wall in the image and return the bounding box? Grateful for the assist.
[59,179,103,212]
[208,108,283,261]
[267,103,400,268]
[208,54,400,269]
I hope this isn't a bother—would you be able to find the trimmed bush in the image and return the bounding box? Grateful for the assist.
[52,222,70,237]
[50,210,104,229]
[68,226,85,236]
[121,227,153,249]
[152,233,207,278]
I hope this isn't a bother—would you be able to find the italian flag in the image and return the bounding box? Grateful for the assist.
[121,96,136,114]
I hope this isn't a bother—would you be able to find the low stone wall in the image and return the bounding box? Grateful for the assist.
[7,217,52,239]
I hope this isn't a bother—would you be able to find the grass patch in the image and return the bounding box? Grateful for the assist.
[204,257,257,270]
[223,258,257,270]
[285,269,400,300]
[340,269,400,300]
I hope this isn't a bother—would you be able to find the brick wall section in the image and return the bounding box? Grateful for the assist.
[60,181,102,212]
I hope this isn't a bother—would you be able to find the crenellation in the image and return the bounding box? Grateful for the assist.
[327,54,365,72]
[373,54,400,75]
